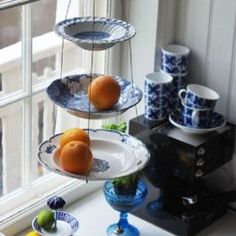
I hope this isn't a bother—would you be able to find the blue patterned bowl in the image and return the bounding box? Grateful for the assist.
[55,17,136,51]
[47,74,142,119]
[32,211,79,236]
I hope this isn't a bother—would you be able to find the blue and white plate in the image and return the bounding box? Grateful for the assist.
[38,129,150,180]
[47,74,142,119]
[32,211,79,236]
[54,17,136,51]
[169,111,226,134]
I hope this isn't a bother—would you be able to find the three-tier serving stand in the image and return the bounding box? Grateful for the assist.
[36,0,150,235]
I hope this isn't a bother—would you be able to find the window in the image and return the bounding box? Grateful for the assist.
[0,0,113,234]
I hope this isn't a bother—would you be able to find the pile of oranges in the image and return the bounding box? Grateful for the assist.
[54,128,93,175]
[52,75,120,174]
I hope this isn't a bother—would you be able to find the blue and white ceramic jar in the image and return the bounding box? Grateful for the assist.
[161,44,190,76]
[144,72,173,121]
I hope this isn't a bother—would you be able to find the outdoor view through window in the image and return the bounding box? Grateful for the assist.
[0,0,88,198]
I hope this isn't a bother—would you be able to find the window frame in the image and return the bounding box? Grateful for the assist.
[0,0,38,10]
[0,0,117,234]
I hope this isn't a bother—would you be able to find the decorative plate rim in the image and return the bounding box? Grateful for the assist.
[46,74,143,119]
[38,129,150,180]
[169,111,226,134]
[54,16,136,44]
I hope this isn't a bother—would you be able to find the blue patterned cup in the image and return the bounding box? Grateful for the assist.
[181,103,214,128]
[144,72,173,121]
[161,44,190,76]
[179,84,219,110]
[169,74,187,111]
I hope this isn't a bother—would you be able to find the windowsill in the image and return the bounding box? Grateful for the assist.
[19,187,236,236]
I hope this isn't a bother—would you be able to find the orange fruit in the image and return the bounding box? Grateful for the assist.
[59,128,90,149]
[87,75,121,110]
[53,147,61,162]
[60,141,93,175]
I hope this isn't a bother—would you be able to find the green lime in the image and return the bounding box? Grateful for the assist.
[37,209,55,230]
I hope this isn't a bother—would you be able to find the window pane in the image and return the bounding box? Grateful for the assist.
[32,0,56,37]
[0,101,23,197]
[0,6,22,96]
[32,92,56,180]
[31,0,84,85]
[0,1,36,10]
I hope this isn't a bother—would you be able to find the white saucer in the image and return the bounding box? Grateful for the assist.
[169,111,226,134]
[38,129,150,180]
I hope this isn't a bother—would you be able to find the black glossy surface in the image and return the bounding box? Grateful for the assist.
[129,115,235,236]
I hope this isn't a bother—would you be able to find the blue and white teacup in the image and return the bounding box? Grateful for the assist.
[179,84,219,110]
[144,72,173,121]
[161,44,190,76]
[181,103,214,128]
[169,74,187,111]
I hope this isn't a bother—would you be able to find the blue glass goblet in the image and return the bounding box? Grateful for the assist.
[103,180,147,236]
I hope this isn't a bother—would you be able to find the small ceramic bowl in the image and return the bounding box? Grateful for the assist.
[32,211,79,236]
[55,17,136,51]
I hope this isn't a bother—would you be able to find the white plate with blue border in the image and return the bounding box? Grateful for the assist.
[38,129,150,180]
[54,17,136,51]
[46,74,142,119]
[32,211,79,236]
[169,111,226,134]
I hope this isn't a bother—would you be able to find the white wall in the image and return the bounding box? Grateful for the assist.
[120,0,159,120]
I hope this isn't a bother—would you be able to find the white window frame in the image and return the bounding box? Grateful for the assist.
[0,0,38,10]
[0,0,119,234]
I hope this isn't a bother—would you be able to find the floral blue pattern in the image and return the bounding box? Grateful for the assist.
[180,90,217,109]
[144,75,172,121]
[161,50,189,75]
[169,75,187,111]
[38,129,150,181]
[181,105,213,128]
[47,74,143,119]
[54,17,136,51]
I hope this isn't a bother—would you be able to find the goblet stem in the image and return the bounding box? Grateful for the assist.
[116,212,129,231]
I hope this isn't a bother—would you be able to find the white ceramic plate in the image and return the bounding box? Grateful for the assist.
[169,111,226,134]
[38,129,150,180]
[32,211,79,236]
[54,17,136,51]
